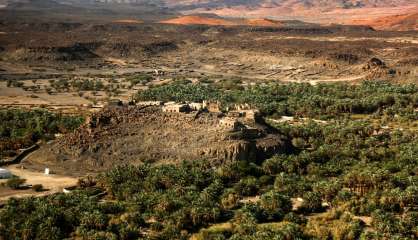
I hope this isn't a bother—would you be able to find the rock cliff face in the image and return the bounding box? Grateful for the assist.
[25,106,290,175]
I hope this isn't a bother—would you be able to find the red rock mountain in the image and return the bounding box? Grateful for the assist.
[187,1,417,30]
[2,0,417,30]
[165,0,416,9]
[351,12,418,31]
[160,15,284,27]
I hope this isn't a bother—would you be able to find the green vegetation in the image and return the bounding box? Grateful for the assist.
[1,82,417,239]
[1,117,416,239]
[47,78,121,94]
[137,81,418,120]
[138,81,223,103]
[126,73,153,87]
[6,80,24,88]
[6,177,26,190]
[32,184,44,192]
[0,108,84,158]
[71,79,105,92]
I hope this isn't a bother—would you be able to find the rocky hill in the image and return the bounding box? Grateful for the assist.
[24,105,290,175]
[351,12,418,31]
[0,0,175,21]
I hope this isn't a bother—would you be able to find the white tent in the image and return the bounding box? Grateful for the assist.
[0,168,12,179]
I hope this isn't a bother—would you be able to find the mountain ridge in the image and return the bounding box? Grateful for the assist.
[1,0,417,30]
[3,0,416,10]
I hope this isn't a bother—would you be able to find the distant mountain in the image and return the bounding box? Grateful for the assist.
[1,0,417,29]
[164,0,416,9]
[4,0,415,9]
[351,12,418,31]
[0,0,174,21]
[2,0,165,9]
[168,0,417,29]
[160,15,285,27]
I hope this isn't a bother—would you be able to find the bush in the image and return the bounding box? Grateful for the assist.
[283,212,307,225]
[371,210,400,235]
[32,184,44,192]
[220,189,240,210]
[274,173,312,197]
[300,191,323,213]
[258,175,274,187]
[234,177,259,196]
[6,177,26,189]
[259,191,292,221]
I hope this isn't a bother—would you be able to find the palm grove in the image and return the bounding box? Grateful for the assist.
[0,81,417,239]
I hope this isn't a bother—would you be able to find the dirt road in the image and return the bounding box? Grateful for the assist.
[0,165,78,202]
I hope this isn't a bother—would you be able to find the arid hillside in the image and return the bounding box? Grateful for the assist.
[0,21,416,84]
[351,12,418,31]
[24,106,289,175]
[160,15,284,27]
[0,0,175,21]
[160,15,236,26]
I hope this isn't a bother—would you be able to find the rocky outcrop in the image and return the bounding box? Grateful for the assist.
[8,43,98,62]
[363,57,390,80]
[25,106,289,174]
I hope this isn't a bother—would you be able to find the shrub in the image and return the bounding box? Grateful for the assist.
[299,191,323,213]
[371,210,400,235]
[258,175,274,187]
[220,189,240,210]
[239,204,266,223]
[6,177,26,189]
[32,184,44,192]
[283,212,307,225]
[274,173,312,197]
[262,156,284,175]
[234,177,259,196]
[259,191,292,221]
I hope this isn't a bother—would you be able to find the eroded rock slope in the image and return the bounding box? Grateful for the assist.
[25,106,289,175]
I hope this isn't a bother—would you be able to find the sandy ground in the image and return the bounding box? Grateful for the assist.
[0,72,140,107]
[112,19,143,24]
[0,164,78,202]
[0,81,91,106]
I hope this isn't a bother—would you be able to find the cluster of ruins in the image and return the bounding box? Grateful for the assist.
[135,100,261,132]
[26,99,286,172]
